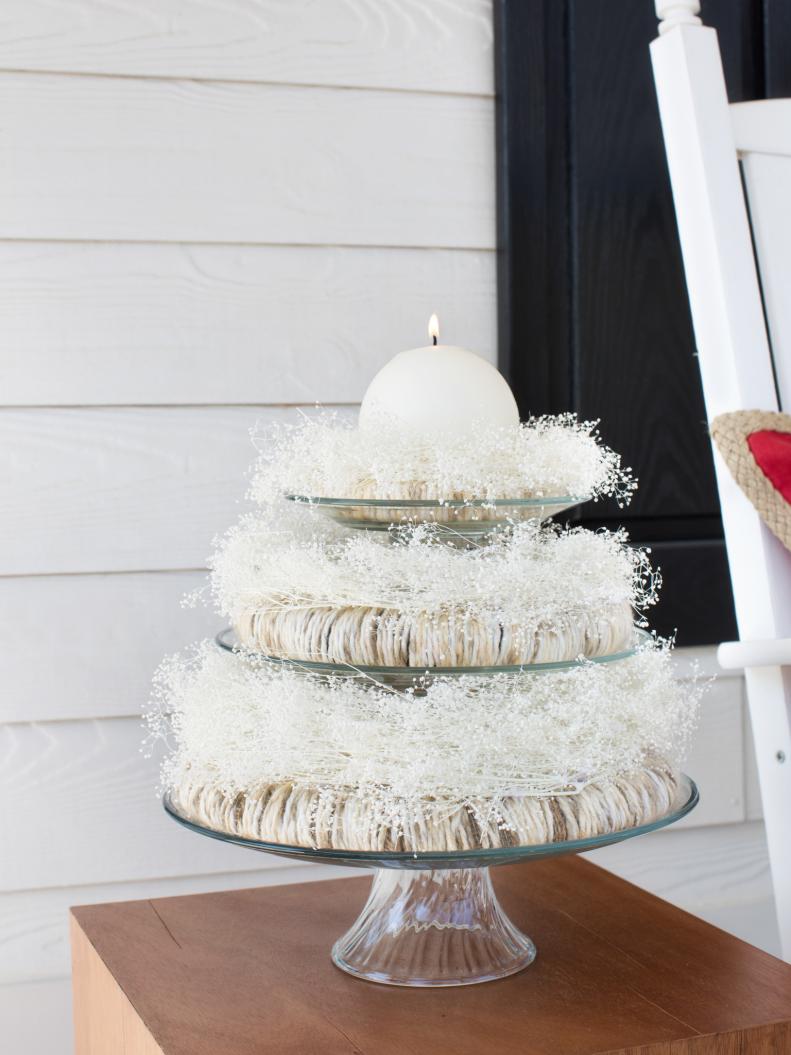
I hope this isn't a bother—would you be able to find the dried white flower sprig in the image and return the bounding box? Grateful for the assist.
[150,641,699,810]
[248,412,636,506]
[209,514,658,631]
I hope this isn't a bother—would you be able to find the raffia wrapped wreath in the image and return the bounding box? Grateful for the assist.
[208,516,656,667]
[172,767,680,853]
[150,642,697,853]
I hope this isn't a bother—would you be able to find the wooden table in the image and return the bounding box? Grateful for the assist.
[71,857,791,1054]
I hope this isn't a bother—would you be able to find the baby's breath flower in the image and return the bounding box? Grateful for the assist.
[248,412,636,506]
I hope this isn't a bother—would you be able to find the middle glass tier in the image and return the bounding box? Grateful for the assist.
[215,626,649,688]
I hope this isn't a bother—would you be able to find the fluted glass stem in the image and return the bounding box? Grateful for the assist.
[332,866,536,987]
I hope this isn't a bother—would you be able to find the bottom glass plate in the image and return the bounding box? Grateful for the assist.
[163,777,698,987]
[163,774,697,871]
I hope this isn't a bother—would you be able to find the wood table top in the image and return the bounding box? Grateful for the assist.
[71,856,791,1055]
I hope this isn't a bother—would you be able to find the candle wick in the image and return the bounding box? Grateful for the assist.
[432,335,438,346]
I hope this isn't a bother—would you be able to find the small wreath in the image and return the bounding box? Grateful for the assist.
[712,409,791,551]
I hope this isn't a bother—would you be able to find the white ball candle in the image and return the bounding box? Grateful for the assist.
[359,315,519,434]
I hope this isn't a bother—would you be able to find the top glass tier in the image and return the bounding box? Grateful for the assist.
[285,494,587,537]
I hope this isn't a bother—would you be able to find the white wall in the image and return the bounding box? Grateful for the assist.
[0,3,776,1052]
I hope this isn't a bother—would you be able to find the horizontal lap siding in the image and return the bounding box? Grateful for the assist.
[0,405,324,574]
[0,979,74,1055]
[674,668,745,829]
[0,717,267,890]
[0,571,214,723]
[0,243,496,405]
[0,0,494,93]
[0,74,495,247]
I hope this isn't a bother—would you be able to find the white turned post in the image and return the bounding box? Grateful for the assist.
[655,1,701,35]
[651,21,791,959]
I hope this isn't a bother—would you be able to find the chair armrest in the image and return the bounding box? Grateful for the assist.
[718,638,791,670]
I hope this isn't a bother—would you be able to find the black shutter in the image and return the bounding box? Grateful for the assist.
[495,0,791,645]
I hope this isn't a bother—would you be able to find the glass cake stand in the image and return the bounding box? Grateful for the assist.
[285,494,589,539]
[163,775,698,988]
[215,626,650,689]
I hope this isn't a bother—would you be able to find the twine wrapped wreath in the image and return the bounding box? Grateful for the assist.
[235,600,634,667]
[171,765,680,853]
[211,518,655,668]
[151,643,697,854]
[712,409,791,552]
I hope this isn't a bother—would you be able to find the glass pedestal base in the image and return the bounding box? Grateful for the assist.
[331,867,536,987]
[163,775,697,988]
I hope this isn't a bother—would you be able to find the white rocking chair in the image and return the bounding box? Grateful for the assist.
[651,0,791,959]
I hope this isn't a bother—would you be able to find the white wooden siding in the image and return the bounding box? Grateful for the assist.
[0,3,774,1053]
[0,0,495,94]
[0,243,496,406]
[0,572,214,723]
[0,406,280,575]
[1,717,266,890]
[0,74,494,248]
[674,666,744,829]
[1,980,74,1055]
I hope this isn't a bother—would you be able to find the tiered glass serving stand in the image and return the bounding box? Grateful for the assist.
[163,493,699,986]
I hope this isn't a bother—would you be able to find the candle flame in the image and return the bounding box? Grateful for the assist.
[428,313,440,345]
